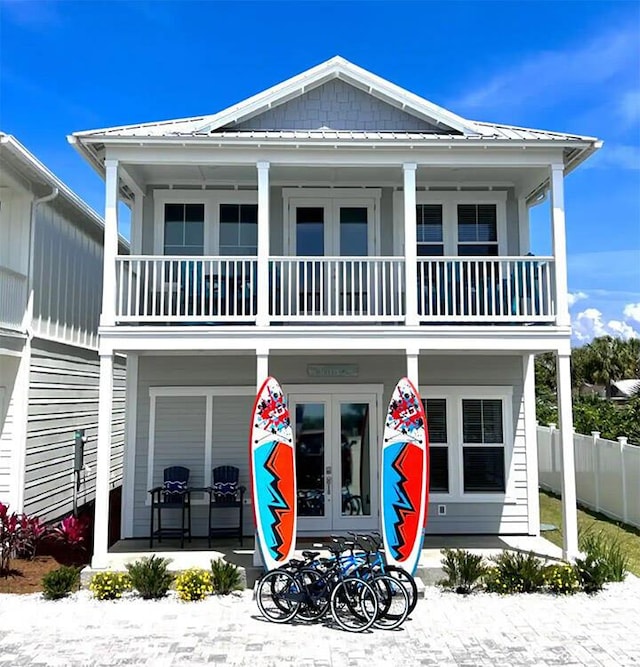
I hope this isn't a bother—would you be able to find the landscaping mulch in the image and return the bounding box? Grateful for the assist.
[0,556,62,594]
[1,545,90,594]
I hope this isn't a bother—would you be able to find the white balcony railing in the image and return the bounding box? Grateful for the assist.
[417,256,556,322]
[115,256,257,322]
[269,257,405,322]
[113,255,556,325]
[0,265,27,331]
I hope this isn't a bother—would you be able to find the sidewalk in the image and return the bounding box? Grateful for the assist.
[1,576,639,666]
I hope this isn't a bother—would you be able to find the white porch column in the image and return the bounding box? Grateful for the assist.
[403,164,418,326]
[131,190,144,255]
[257,162,270,327]
[523,353,541,536]
[556,350,578,560]
[406,347,419,388]
[550,164,570,327]
[92,353,114,568]
[253,349,269,567]
[101,160,119,326]
[121,353,138,538]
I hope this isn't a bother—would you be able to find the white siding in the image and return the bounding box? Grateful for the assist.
[130,354,528,537]
[31,201,103,349]
[0,355,21,507]
[24,342,126,521]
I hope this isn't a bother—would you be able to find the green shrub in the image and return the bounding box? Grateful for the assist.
[210,558,243,595]
[574,554,610,593]
[175,567,212,601]
[485,551,545,594]
[125,555,174,599]
[89,571,131,600]
[438,549,488,594]
[543,563,579,595]
[41,565,80,600]
[579,530,628,582]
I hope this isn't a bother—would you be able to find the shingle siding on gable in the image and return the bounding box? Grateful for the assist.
[230,79,440,132]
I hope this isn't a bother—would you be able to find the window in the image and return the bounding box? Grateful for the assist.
[296,207,325,256]
[424,398,448,493]
[416,205,444,256]
[219,204,258,256]
[457,204,498,256]
[462,399,505,492]
[164,204,204,256]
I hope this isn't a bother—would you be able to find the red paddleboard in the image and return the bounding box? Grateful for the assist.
[249,377,296,570]
[381,377,429,574]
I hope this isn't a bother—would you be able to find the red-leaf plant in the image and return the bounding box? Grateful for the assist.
[0,502,21,575]
[51,514,90,548]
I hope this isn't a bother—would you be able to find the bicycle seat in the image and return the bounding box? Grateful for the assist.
[302,550,320,559]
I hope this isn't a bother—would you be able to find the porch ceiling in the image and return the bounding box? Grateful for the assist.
[125,162,547,193]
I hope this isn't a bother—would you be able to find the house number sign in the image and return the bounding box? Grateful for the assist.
[307,364,359,378]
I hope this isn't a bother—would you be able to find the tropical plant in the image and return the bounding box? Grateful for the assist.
[41,565,80,600]
[175,568,212,601]
[14,514,48,560]
[438,549,488,594]
[125,556,174,599]
[210,559,243,595]
[0,502,20,575]
[542,563,579,595]
[574,554,609,593]
[579,530,628,582]
[89,571,131,600]
[51,514,90,547]
[485,551,545,594]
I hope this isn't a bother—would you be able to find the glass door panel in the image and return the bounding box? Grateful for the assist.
[292,397,331,531]
[339,402,371,517]
[333,395,378,531]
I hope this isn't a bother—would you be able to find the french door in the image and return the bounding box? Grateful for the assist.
[289,198,375,317]
[289,392,379,532]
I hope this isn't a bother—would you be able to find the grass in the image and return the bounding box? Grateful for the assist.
[539,489,640,577]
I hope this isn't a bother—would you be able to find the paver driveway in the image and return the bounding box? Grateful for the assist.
[1,577,639,666]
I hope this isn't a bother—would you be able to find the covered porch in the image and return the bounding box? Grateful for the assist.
[90,337,580,569]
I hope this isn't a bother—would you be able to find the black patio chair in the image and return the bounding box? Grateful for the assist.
[148,465,192,548]
[207,465,245,547]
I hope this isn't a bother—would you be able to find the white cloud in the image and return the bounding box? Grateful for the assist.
[623,303,640,323]
[568,291,588,307]
[451,24,638,116]
[607,319,639,339]
[573,306,640,342]
[573,308,608,342]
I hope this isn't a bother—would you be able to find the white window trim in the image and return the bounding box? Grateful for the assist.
[393,191,508,256]
[282,188,381,256]
[153,190,258,255]
[145,385,254,505]
[420,385,515,504]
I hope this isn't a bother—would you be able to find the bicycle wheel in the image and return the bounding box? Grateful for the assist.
[383,565,418,616]
[256,570,301,623]
[370,575,410,630]
[295,568,330,622]
[330,577,378,633]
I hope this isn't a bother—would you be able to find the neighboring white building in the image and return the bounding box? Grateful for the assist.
[0,133,127,525]
[69,57,601,567]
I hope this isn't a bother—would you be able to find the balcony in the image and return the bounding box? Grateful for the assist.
[114,255,556,326]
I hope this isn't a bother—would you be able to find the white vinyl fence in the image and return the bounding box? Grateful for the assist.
[538,425,640,529]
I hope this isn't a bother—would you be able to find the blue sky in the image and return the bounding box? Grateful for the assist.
[1,0,638,343]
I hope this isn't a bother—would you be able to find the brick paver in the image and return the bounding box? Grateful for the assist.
[1,577,639,666]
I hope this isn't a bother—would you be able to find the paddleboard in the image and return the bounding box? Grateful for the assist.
[250,376,296,571]
[381,377,429,574]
